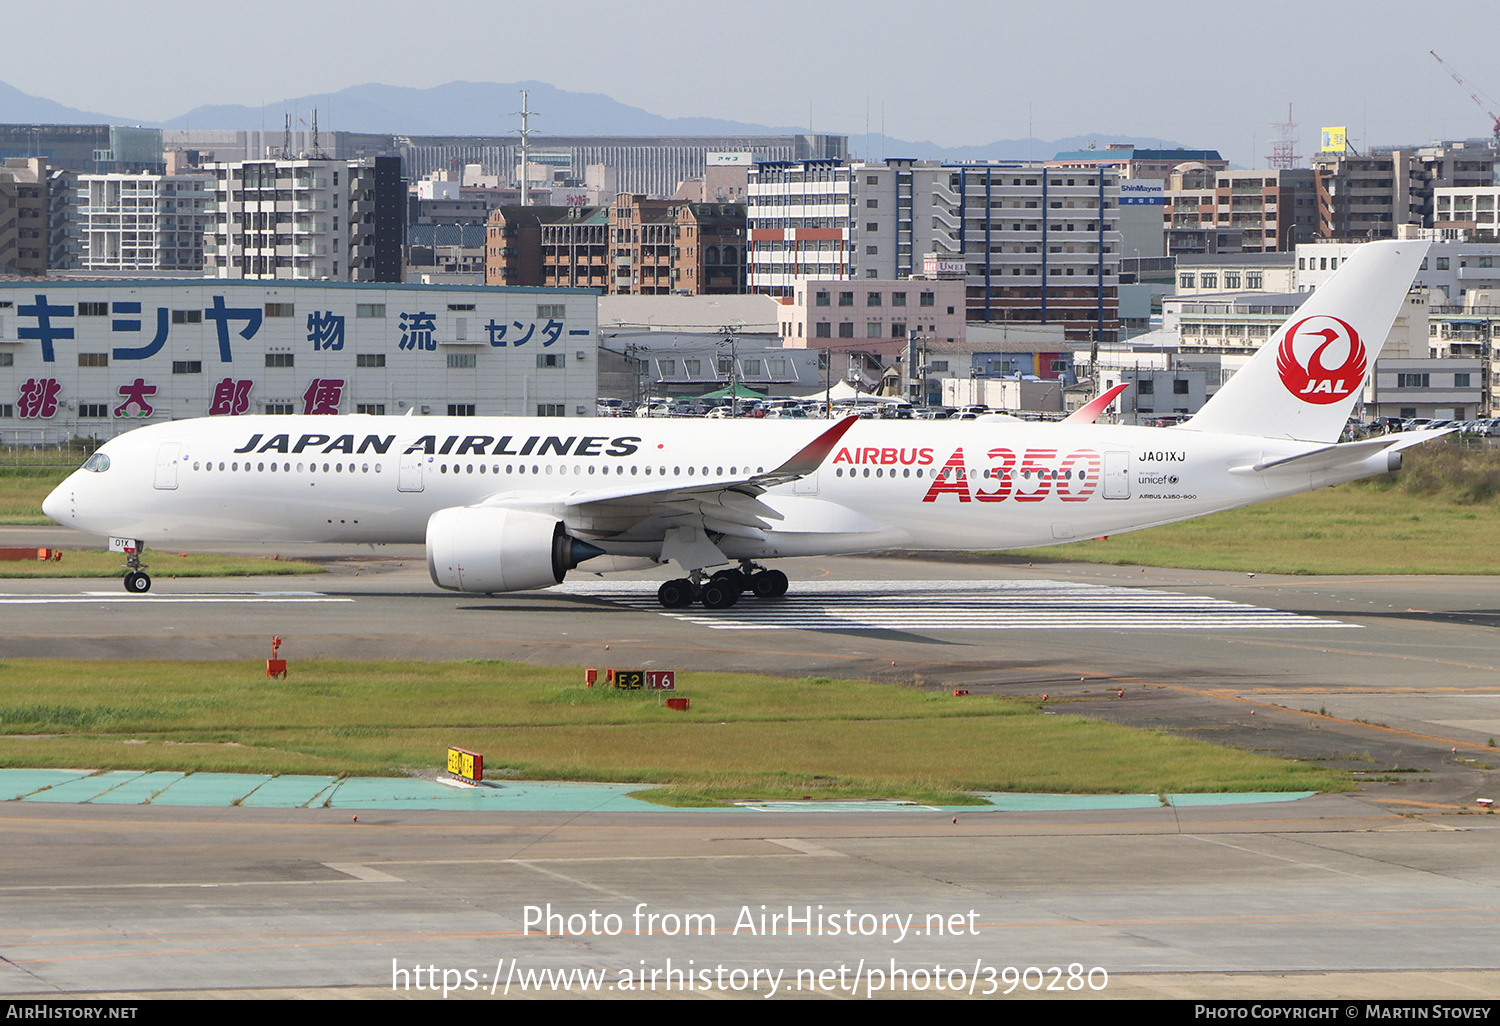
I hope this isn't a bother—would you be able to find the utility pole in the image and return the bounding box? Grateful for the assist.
[723,325,739,415]
[513,90,536,207]
[907,329,922,406]
[824,347,831,417]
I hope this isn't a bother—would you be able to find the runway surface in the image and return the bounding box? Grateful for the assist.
[562,578,1362,631]
[1,527,1498,998]
[2,797,1497,1000]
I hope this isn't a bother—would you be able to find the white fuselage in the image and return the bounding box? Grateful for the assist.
[45,414,1381,563]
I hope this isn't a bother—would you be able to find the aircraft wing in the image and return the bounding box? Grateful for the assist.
[473,416,859,537]
[566,413,857,506]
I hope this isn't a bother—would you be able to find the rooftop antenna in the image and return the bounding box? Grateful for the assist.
[1267,103,1300,169]
[310,108,326,159]
[513,90,538,206]
[281,114,292,160]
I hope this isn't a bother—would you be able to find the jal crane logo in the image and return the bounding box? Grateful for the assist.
[1275,315,1366,405]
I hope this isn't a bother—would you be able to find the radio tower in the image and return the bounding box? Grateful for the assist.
[1267,103,1300,169]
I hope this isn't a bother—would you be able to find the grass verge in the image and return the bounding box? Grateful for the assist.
[0,548,323,579]
[1010,440,1500,575]
[0,659,1350,804]
[0,467,69,525]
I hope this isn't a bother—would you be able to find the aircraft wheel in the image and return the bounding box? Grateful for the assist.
[711,568,749,593]
[657,578,697,608]
[124,571,152,594]
[751,570,788,598]
[700,580,739,609]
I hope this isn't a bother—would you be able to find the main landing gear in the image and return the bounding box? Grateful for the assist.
[656,562,789,609]
[122,548,151,594]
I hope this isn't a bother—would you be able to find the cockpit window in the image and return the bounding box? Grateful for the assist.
[82,453,110,473]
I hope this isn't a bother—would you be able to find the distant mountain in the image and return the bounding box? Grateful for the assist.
[160,80,817,138]
[0,81,128,125]
[0,77,1197,162]
[163,81,1196,156]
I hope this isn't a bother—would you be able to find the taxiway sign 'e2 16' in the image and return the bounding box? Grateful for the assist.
[45,241,1444,609]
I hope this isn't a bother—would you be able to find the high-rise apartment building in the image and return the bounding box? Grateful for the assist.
[76,173,212,273]
[747,160,1122,342]
[1433,185,1500,240]
[0,157,48,275]
[484,197,745,295]
[1310,150,1427,240]
[201,156,403,281]
[1164,167,1319,254]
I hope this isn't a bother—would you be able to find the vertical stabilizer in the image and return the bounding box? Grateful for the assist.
[1182,240,1428,442]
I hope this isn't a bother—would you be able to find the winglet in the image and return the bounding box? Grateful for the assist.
[770,415,859,477]
[1063,383,1129,424]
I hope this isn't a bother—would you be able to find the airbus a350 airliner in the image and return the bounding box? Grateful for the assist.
[45,240,1443,609]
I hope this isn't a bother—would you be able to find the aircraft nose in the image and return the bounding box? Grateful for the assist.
[42,479,71,524]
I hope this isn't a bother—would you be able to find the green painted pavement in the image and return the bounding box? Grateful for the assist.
[1167,791,1315,806]
[0,770,1316,812]
[1,769,93,800]
[18,770,145,803]
[324,777,665,812]
[88,771,187,804]
[142,772,273,806]
[239,774,340,808]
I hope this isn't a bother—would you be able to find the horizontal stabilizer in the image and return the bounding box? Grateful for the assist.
[1231,429,1453,476]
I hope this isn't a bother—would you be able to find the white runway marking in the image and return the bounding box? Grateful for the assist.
[0,590,351,604]
[557,579,1360,632]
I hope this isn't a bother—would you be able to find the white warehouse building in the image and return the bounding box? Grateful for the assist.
[0,280,599,444]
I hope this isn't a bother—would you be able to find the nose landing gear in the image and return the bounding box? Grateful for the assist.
[120,543,151,594]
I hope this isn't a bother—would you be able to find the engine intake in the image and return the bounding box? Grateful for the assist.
[426,507,604,593]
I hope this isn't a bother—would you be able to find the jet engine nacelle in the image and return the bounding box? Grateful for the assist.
[426,507,604,593]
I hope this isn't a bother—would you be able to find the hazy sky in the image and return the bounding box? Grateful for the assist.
[17,0,1500,165]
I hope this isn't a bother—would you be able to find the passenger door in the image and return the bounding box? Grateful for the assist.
[1103,451,1130,499]
[153,443,180,490]
[398,452,425,492]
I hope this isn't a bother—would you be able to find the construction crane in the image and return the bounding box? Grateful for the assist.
[1430,50,1500,149]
